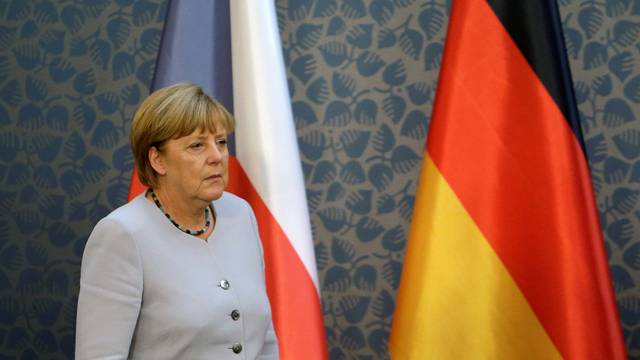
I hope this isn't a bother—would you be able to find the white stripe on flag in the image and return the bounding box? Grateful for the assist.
[230,1,320,291]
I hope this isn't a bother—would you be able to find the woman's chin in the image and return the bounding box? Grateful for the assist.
[200,189,224,203]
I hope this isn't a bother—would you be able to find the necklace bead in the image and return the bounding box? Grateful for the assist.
[148,188,211,236]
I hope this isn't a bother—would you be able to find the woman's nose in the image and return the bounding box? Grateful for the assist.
[207,141,223,163]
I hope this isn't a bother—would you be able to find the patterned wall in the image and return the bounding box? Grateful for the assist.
[0,0,166,358]
[276,0,640,359]
[0,0,639,359]
[277,0,447,358]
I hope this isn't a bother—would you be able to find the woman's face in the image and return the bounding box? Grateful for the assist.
[153,127,229,203]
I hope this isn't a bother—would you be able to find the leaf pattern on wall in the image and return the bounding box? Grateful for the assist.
[279,0,444,358]
[0,1,167,358]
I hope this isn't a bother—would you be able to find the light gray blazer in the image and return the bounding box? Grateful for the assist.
[76,192,278,359]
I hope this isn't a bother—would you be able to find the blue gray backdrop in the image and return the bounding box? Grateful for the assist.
[0,0,639,359]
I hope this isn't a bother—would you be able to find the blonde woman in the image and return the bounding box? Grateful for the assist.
[76,83,278,359]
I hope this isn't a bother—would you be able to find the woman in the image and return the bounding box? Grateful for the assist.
[76,83,279,359]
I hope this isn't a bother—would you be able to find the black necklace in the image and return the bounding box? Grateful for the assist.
[148,188,211,236]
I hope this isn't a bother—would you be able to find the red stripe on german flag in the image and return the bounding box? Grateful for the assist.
[390,0,626,358]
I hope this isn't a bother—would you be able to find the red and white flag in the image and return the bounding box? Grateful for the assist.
[228,2,327,359]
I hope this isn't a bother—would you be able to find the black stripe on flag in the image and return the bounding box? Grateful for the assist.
[486,0,585,151]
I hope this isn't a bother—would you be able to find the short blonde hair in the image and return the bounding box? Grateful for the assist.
[130,83,235,188]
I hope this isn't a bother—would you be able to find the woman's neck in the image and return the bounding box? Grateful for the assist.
[150,186,208,230]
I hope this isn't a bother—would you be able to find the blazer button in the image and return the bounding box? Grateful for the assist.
[219,279,230,290]
[230,309,240,321]
[231,343,242,354]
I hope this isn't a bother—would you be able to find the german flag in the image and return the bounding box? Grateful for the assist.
[389,0,626,358]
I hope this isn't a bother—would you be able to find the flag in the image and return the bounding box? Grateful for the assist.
[127,1,327,359]
[389,0,626,359]
[227,2,327,359]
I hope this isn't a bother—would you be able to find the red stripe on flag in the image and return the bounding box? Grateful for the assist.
[128,169,145,200]
[426,0,624,358]
[227,157,328,360]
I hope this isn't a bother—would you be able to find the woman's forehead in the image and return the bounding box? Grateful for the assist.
[179,126,227,139]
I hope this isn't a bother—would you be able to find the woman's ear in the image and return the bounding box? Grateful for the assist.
[148,146,167,175]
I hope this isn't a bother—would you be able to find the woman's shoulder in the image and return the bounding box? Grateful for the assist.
[97,193,156,232]
[213,191,253,216]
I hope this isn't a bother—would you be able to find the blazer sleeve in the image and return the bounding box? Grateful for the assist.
[76,217,143,360]
[247,205,280,359]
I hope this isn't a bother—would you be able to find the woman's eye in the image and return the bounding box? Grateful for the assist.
[216,139,227,146]
[190,143,203,149]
